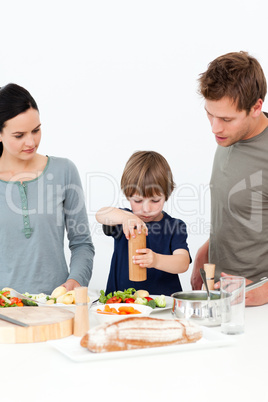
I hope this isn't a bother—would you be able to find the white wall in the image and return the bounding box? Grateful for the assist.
[1,0,268,292]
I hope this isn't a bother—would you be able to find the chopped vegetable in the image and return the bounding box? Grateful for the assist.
[96,305,141,315]
[51,286,67,299]
[0,294,11,305]
[99,290,108,304]
[23,292,47,300]
[144,296,153,302]
[118,306,141,314]
[133,290,149,299]
[147,299,157,309]
[99,288,136,304]
[124,298,135,303]
[21,299,38,307]
[46,296,57,303]
[0,290,25,307]
[106,296,122,304]
[134,297,148,305]
[154,294,166,308]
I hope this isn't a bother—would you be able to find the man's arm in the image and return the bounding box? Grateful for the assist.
[191,239,209,290]
[214,272,268,306]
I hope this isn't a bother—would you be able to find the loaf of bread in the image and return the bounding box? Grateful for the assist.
[80,316,202,352]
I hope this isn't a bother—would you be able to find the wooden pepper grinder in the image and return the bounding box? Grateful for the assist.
[128,228,147,281]
[202,263,215,291]
[73,286,89,337]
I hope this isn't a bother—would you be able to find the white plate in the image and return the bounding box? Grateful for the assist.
[48,326,236,363]
[149,295,173,312]
[28,294,91,310]
[29,295,73,307]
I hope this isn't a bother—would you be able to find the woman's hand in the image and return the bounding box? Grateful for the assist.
[61,279,81,291]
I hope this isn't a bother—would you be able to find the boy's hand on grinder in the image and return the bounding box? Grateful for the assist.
[133,248,156,268]
[122,215,148,240]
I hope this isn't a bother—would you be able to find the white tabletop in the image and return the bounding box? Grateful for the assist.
[1,302,267,402]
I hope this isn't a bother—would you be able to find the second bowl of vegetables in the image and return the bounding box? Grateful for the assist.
[91,289,168,324]
[98,288,167,309]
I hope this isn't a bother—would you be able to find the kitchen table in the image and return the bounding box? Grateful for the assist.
[0,295,267,402]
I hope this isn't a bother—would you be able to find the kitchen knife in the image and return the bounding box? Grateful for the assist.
[0,313,29,327]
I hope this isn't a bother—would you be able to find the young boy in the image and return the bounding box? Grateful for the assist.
[96,151,191,296]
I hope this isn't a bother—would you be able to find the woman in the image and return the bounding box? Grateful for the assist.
[0,83,94,294]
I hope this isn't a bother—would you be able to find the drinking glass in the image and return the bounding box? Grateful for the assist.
[220,276,245,335]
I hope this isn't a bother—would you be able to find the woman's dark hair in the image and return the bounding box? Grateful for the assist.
[0,83,39,156]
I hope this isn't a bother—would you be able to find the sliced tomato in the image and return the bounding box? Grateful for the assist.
[106,296,122,304]
[124,298,135,303]
[9,297,22,305]
[145,297,153,302]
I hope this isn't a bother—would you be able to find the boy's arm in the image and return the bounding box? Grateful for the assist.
[96,207,147,239]
[96,207,133,225]
[133,248,190,274]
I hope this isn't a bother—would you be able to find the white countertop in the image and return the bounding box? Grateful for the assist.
[1,302,267,402]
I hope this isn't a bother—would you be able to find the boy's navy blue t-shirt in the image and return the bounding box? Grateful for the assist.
[104,209,191,296]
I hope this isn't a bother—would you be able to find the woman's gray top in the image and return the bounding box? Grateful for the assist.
[0,156,94,294]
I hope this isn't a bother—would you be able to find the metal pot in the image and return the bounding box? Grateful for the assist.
[171,277,268,327]
[171,290,222,326]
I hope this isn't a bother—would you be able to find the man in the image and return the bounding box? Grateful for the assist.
[191,51,268,306]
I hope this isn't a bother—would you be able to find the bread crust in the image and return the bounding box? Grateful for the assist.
[80,316,202,353]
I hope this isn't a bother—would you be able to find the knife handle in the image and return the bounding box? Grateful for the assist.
[245,276,268,292]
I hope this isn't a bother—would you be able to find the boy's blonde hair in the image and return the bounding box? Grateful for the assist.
[120,151,175,201]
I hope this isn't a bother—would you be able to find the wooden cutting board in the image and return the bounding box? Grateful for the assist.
[0,307,74,343]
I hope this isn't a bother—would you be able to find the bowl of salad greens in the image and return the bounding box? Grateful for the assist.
[98,288,168,310]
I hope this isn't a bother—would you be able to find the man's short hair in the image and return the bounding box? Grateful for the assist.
[198,51,267,113]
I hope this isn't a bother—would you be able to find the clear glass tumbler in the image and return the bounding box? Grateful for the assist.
[220,276,245,335]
